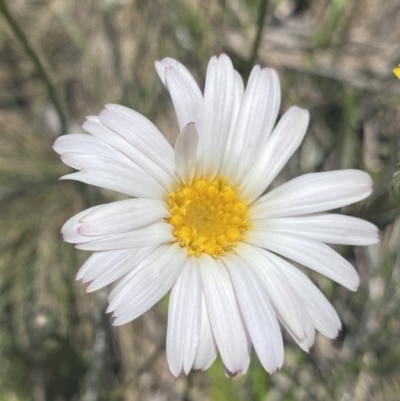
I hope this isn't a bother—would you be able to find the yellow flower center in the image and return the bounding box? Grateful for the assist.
[167,177,251,257]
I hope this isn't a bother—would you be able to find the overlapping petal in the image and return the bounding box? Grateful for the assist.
[199,254,250,375]
[223,252,284,373]
[167,257,202,376]
[241,106,309,202]
[108,243,187,326]
[247,230,360,291]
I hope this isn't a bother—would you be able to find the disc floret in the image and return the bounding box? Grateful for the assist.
[167,177,251,257]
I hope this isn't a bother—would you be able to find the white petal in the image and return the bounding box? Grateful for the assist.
[99,105,177,189]
[53,134,135,166]
[61,206,102,244]
[247,230,360,291]
[155,57,202,95]
[223,252,284,373]
[86,247,155,292]
[250,170,373,219]
[224,67,281,182]
[167,257,202,377]
[174,122,199,183]
[199,254,250,375]
[193,294,218,371]
[78,199,168,236]
[164,66,203,131]
[75,222,174,251]
[220,70,244,178]
[83,116,175,179]
[76,249,133,282]
[60,153,165,199]
[253,214,380,245]
[242,106,309,202]
[197,54,235,179]
[108,243,187,325]
[268,251,341,338]
[236,243,309,340]
[237,68,281,179]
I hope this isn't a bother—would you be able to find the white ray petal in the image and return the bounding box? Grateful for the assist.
[247,230,360,291]
[224,66,281,181]
[198,54,235,179]
[253,214,380,245]
[164,66,203,131]
[193,294,218,371]
[108,243,187,325]
[61,206,101,244]
[86,246,156,292]
[167,257,202,377]
[236,243,309,341]
[83,116,175,180]
[78,199,168,236]
[220,70,245,178]
[199,254,250,375]
[242,106,309,202]
[250,170,373,218]
[75,222,174,251]
[53,134,134,166]
[99,105,178,189]
[60,153,165,199]
[267,251,341,338]
[223,252,284,373]
[76,249,132,282]
[174,122,199,183]
[236,68,281,180]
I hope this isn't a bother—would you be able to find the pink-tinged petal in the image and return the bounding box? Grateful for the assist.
[60,153,165,199]
[253,214,380,246]
[61,206,102,244]
[174,122,199,183]
[99,105,177,189]
[242,106,310,203]
[250,170,373,219]
[86,247,155,292]
[199,254,250,375]
[223,251,284,373]
[167,257,202,377]
[224,67,281,182]
[197,54,235,179]
[164,66,203,131]
[267,251,341,338]
[193,294,218,371]
[108,243,187,325]
[78,199,168,236]
[247,230,360,291]
[75,222,174,251]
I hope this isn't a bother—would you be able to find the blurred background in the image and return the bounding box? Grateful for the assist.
[0,0,399,400]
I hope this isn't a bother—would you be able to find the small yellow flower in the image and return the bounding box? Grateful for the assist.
[393,64,400,79]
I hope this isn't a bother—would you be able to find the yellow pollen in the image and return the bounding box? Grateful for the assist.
[166,177,251,257]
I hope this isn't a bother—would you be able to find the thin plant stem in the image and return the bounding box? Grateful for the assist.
[0,0,67,135]
[246,0,270,78]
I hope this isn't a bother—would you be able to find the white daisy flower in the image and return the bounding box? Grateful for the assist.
[54,54,379,377]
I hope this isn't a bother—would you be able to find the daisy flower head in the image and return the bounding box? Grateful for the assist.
[54,54,379,377]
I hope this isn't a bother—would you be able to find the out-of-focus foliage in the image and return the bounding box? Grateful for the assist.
[0,0,399,400]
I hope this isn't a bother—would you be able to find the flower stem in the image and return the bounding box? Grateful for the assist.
[0,0,68,135]
[246,0,270,77]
